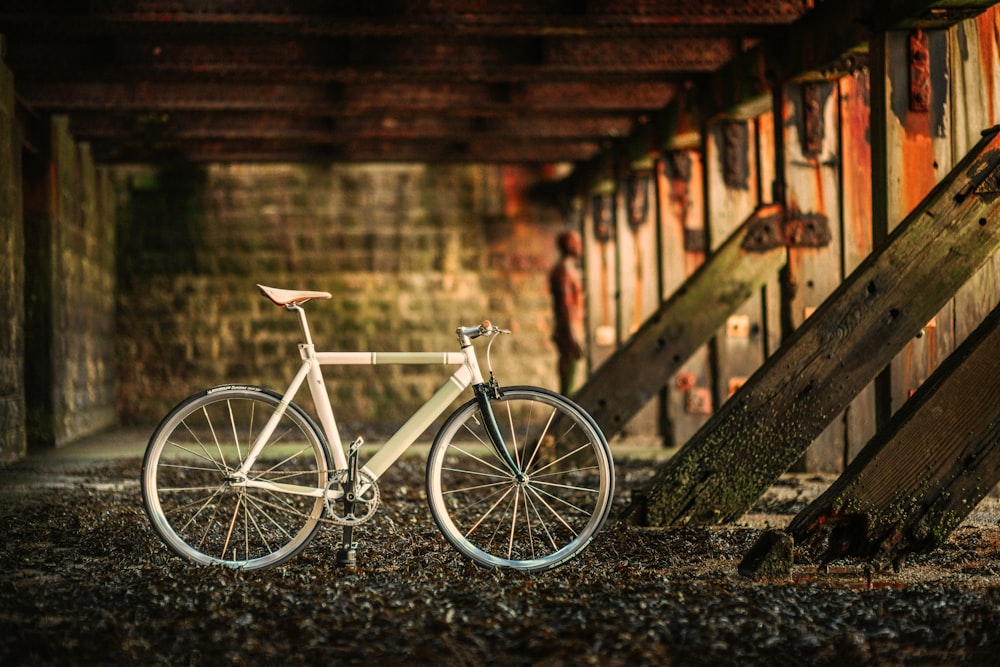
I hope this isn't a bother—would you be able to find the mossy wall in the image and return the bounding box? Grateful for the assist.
[115,163,566,439]
[0,50,25,464]
[23,117,118,449]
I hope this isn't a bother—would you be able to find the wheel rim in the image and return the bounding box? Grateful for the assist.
[142,389,328,570]
[427,388,613,571]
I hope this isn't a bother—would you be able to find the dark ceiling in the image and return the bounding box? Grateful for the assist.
[0,1,991,165]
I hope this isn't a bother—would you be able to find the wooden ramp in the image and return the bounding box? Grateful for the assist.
[634,126,1000,527]
[571,204,787,436]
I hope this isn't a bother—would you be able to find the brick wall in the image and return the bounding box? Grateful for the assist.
[115,163,567,439]
[0,51,25,464]
[23,117,118,448]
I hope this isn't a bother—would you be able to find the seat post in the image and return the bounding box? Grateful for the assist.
[288,303,315,347]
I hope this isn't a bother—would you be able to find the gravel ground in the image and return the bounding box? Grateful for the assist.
[2,454,1000,666]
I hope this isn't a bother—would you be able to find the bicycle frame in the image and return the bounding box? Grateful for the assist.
[234,303,486,496]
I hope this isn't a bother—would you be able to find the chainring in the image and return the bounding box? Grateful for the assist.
[324,469,380,526]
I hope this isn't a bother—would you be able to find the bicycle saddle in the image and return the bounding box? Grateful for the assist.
[257,284,332,306]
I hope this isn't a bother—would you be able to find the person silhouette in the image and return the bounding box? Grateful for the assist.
[549,231,586,394]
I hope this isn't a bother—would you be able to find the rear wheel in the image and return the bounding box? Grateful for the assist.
[141,386,330,570]
[426,386,614,572]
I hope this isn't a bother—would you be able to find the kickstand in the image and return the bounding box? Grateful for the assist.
[336,525,357,568]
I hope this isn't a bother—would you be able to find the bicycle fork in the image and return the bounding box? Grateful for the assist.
[473,376,522,477]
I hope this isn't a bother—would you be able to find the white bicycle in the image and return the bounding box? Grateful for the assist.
[141,285,615,572]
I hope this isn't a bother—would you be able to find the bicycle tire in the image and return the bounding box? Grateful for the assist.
[426,386,614,572]
[141,385,331,570]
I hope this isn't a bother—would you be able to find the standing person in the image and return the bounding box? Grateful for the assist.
[549,230,586,395]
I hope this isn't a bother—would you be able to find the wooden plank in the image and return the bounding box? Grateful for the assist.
[656,150,712,445]
[755,111,785,360]
[583,181,618,374]
[571,205,787,436]
[637,126,1000,527]
[950,8,1000,347]
[788,300,1000,565]
[619,166,663,440]
[704,118,768,418]
[884,29,955,416]
[782,80,847,472]
[838,68,877,462]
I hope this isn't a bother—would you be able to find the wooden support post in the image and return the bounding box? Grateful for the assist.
[705,118,769,423]
[787,300,1000,567]
[571,205,787,436]
[782,79,846,472]
[637,126,1000,527]
[657,149,712,445]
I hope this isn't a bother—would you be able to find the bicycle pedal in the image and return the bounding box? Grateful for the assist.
[349,437,364,454]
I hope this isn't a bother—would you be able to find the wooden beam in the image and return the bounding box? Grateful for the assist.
[571,204,787,435]
[701,0,998,118]
[787,299,1000,567]
[636,126,1000,527]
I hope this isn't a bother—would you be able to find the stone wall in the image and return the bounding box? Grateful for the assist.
[23,117,118,448]
[0,49,25,464]
[115,163,567,439]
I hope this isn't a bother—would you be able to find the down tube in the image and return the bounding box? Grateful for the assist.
[361,365,472,480]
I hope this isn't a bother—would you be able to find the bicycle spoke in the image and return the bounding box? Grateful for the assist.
[427,387,613,571]
[523,487,560,551]
[142,388,329,570]
[523,484,583,533]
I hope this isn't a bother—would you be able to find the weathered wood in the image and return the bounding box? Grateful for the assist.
[572,205,787,436]
[637,126,1000,527]
[706,118,769,421]
[787,300,1000,565]
[583,181,618,376]
[656,150,713,445]
[874,29,955,420]
[782,80,847,472]
[951,8,1000,350]
[839,69,877,462]
[703,0,999,118]
[619,166,662,438]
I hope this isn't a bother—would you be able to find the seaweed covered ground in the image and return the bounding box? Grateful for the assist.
[2,446,1000,666]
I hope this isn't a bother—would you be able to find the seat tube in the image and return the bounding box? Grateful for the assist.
[304,345,347,470]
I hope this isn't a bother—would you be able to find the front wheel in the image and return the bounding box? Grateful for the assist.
[141,385,331,570]
[426,386,614,572]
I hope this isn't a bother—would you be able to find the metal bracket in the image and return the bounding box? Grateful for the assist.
[954,140,1000,204]
[784,211,832,247]
[592,193,614,243]
[627,171,651,229]
[720,120,750,190]
[802,83,825,158]
[663,150,692,181]
[909,29,931,113]
[742,206,785,251]
[742,204,831,251]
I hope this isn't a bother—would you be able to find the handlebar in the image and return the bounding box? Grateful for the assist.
[457,320,511,340]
